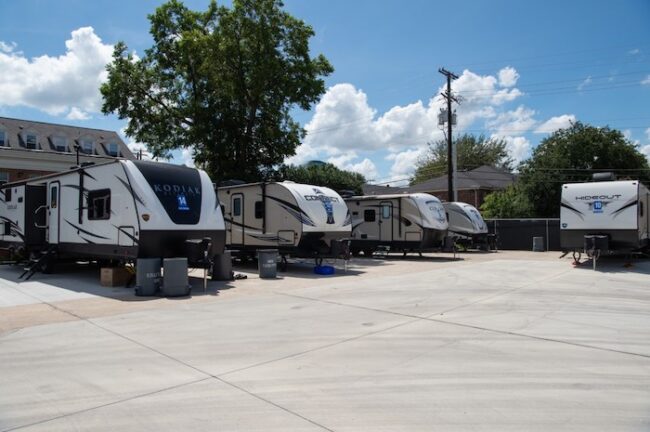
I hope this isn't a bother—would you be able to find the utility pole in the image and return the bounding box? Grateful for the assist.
[438,67,458,202]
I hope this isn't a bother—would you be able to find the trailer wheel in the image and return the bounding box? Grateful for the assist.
[351,248,361,257]
[363,248,374,257]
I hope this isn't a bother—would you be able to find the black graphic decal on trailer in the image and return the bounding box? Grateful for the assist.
[65,219,110,240]
[0,216,25,239]
[223,217,260,231]
[561,201,584,220]
[115,175,145,207]
[265,195,316,227]
[113,225,140,244]
[611,199,638,218]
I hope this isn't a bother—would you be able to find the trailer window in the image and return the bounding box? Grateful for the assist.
[50,187,58,209]
[4,188,11,202]
[233,197,241,216]
[255,201,264,219]
[381,204,391,219]
[87,189,111,220]
[364,209,376,222]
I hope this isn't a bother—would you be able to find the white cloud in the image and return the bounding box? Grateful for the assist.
[385,148,425,180]
[65,106,91,120]
[498,66,519,87]
[640,145,650,163]
[534,114,576,134]
[327,151,378,180]
[0,27,113,116]
[486,105,537,136]
[291,68,527,181]
[0,41,17,54]
[299,68,526,158]
[180,148,195,167]
[497,135,531,166]
[628,48,640,55]
[349,158,379,180]
[577,76,592,91]
[642,75,650,85]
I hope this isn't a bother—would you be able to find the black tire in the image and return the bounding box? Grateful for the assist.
[351,248,361,257]
[364,249,374,257]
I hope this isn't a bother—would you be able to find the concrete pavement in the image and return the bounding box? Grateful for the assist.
[1,252,649,431]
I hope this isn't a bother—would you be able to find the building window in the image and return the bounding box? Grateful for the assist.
[233,197,242,217]
[25,132,38,149]
[51,136,68,152]
[255,201,264,219]
[81,139,94,154]
[107,142,119,157]
[0,129,6,147]
[0,171,8,185]
[364,209,376,222]
[87,189,111,220]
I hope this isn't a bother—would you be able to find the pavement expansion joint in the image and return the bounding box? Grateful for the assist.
[1,377,211,432]
[277,290,650,361]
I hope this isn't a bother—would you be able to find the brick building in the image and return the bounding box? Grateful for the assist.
[361,165,516,208]
[406,165,516,207]
[0,117,134,184]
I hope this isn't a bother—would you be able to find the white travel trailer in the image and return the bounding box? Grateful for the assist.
[443,201,490,248]
[217,182,351,264]
[345,193,448,256]
[0,160,225,273]
[560,180,650,253]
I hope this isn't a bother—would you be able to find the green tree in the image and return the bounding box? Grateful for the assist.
[518,122,650,217]
[412,134,513,184]
[276,163,366,194]
[480,185,533,218]
[101,0,333,181]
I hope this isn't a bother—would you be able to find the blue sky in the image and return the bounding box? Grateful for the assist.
[1,0,649,184]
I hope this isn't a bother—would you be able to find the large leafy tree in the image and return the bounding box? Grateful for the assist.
[412,134,513,184]
[517,122,649,217]
[480,184,533,218]
[101,0,333,181]
[276,163,366,195]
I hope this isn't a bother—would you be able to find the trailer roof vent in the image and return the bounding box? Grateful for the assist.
[338,189,355,198]
[592,172,616,182]
[220,179,246,186]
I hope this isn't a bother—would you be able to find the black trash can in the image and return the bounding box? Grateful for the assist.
[258,249,278,279]
[212,251,233,281]
[135,258,161,296]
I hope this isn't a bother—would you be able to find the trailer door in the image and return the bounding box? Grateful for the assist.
[379,201,393,242]
[231,193,244,245]
[48,182,60,244]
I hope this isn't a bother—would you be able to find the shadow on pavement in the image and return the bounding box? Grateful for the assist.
[0,261,237,302]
